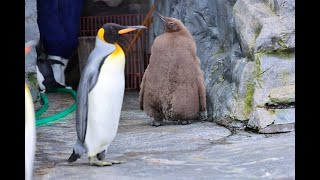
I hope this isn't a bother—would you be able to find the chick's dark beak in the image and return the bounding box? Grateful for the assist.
[118,26,147,35]
[154,12,168,24]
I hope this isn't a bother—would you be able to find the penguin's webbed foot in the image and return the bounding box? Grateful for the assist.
[89,157,111,166]
[151,120,164,127]
[90,160,112,167]
[89,157,125,167]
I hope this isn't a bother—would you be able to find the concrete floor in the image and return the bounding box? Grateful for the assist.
[33,91,295,180]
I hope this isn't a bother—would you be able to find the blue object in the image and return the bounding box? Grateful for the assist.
[37,0,84,59]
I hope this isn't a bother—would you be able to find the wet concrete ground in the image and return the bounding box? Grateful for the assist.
[33,91,295,180]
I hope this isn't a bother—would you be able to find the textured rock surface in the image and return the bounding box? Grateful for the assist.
[253,53,295,107]
[269,84,295,104]
[247,108,275,129]
[84,0,151,16]
[234,0,295,57]
[152,0,295,133]
[25,0,40,109]
[248,108,295,133]
[33,92,295,179]
[91,0,123,7]
[235,0,295,133]
[259,123,295,134]
[273,108,295,124]
[206,58,257,121]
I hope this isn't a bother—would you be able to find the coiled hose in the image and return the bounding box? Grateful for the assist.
[35,88,77,127]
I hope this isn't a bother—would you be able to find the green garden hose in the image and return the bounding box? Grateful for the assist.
[35,88,77,127]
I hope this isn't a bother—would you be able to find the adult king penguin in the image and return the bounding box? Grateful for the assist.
[25,40,37,180]
[68,23,146,166]
[139,12,207,126]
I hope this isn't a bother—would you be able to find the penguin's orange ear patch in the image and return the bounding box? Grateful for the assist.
[118,28,137,35]
[97,28,106,42]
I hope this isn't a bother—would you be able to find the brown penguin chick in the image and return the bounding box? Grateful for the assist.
[139,12,207,126]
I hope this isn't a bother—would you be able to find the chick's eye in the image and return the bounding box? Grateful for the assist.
[169,22,175,26]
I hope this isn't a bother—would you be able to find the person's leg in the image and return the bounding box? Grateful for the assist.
[37,0,66,86]
[57,0,84,86]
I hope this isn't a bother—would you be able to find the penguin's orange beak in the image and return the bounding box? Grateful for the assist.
[118,26,147,35]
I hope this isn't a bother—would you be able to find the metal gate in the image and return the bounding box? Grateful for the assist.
[78,13,152,90]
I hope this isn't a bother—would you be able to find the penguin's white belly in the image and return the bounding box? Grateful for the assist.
[85,57,125,157]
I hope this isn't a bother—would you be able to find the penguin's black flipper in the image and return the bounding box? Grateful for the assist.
[75,37,116,144]
[67,150,80,163]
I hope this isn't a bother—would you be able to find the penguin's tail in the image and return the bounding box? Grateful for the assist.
[67,140,86,163]
[67,150,81,163]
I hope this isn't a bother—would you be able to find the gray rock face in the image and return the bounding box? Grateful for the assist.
[269,84,295,104]
[234,0,295,57]
[248,108,295,133]
[247,108,275,129]
[253,53,295,107]
[259,123,295,134]
[83,0,151,16]
[207,58,257,121]
[153,0,295,133]
[267,0,295,17]
[25,0,40,109]
[91,0,123,7]
[235,0,295,133]
[273,108,295,125]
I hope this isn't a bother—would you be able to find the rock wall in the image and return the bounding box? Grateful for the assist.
[92,0,124,7]
[235,0,295,133]
[152,0,295,133]
[83,0,151,16]
[25,0,40,109]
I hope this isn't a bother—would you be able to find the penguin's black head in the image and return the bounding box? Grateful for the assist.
[97,23,147,44]
[154,12,185,33]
